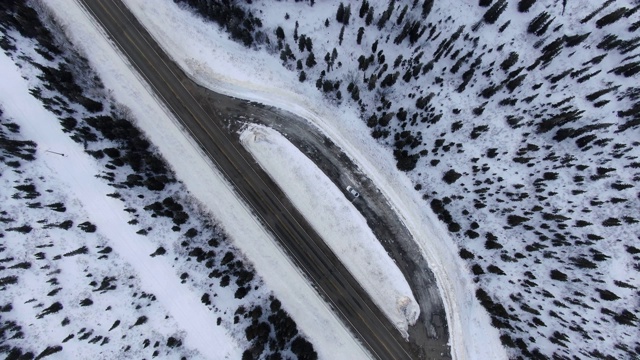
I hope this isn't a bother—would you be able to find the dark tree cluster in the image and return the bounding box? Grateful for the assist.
[173,0,263,47]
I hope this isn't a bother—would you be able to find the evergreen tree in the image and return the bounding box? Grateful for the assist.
[344,5,352,25]
[596,7,628,28]
[366,7,374,26]
[305,37,313,52]
[397,5,409,25]
[336,3,345,23]
[528,11,554,36]
[483,0,508,24]
[500,51,519,72]
[357,27,365,45]
[339,25,345,46]
[298,35,306,52]
[359,0,369,18]
[422,0,434,19]
[518,0,537,13]
[306,52,317,67]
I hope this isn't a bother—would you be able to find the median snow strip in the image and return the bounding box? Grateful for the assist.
[240,124,420,335]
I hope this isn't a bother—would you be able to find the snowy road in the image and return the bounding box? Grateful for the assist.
[77,0,427,358]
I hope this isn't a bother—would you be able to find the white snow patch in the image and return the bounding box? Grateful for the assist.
[240,124,420,335]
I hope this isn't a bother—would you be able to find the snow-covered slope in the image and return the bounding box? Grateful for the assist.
[113,0,639,358]
[0,52,221,359]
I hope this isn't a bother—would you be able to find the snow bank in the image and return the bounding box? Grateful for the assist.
[43,1,371,358]
[117,1,506,359]
[240,124,420,335]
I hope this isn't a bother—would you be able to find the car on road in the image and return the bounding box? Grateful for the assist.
[346,185,360,198]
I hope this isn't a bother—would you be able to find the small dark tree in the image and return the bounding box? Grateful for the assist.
[306,52,316,68]
[517,0,536,13]
[298,35,306,52]
[422,0,434,18]
[357,27,364,44]
[396,5,409,25]
[359,0,370,18]
[443,169,462,184]
[596,7,628,28]
[507,215,530,226]
[528,11,554,36]
[550,269,568,281]
[483,0,508,25]
[336,3,345,23]
[366,7,374,25]
[343,4,352,25]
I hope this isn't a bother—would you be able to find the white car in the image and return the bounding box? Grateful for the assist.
[346,185,360,198]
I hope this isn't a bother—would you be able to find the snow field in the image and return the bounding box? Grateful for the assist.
[41,0,371,358]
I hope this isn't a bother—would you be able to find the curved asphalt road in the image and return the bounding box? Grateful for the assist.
[77,0,427,358]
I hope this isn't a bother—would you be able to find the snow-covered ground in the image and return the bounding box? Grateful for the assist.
[114,1,506,359]
[0,50,221,359]
[240,124,419,335]
[35,0,370,358]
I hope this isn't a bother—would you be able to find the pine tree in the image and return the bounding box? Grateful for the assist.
[336,3,345,23]
[298,35,306,52]
[483,0,508,24]
[596,7,628,28]
[518,0,536,13]
[305,37,313,52]
[339,26,345,46]
[359,0,369,18]
[366,7,374,26]
[397,5,408,25]
[306,52,316,68]
[299,71,306,82]
[422,0,434,19]
[357,27,365,45]
[500,51,519,72]
[528,11,554,36]
[344,4,352,25]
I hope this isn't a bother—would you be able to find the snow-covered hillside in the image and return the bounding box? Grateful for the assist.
[137,0,639,358]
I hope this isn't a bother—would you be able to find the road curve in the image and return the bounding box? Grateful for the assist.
[76,0,427,358]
